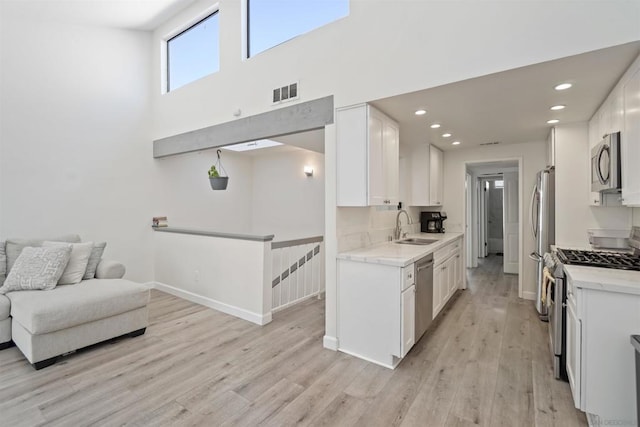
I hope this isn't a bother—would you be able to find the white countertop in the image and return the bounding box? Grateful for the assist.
[337,232,464,267]
[564,264,640,295]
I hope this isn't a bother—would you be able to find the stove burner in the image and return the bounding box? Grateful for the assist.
[557,248,640,271]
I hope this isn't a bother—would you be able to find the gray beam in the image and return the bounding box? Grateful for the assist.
[153,96,334,158]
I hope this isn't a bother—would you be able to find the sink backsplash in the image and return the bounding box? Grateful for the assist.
[337,206,422,252]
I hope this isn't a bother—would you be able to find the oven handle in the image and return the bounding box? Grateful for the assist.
[596,143,609,185]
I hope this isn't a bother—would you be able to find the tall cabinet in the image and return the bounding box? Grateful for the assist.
[337,104,399,206]
[622,68,640,206]
[408,144,444,206]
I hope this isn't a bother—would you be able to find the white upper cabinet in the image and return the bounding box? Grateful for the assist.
[622,67,640,206]
[337,104,399,206]
[587,54,640,207]
[429,145,444,206]
[408,144,443,206]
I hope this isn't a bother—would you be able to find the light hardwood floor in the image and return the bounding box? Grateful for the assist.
[0,255,587,426]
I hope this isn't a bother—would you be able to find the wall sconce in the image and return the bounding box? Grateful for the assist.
[304,165,314,177]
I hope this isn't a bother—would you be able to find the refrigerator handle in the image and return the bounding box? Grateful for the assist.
[529,185,537,239]
[529,252,541,261]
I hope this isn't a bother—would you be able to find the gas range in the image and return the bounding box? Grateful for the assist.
[556,248,640,271]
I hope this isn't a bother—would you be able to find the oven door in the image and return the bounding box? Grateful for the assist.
[548,273,567,380]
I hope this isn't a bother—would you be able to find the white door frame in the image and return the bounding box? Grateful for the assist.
[465,173,473,268]
[463,157,524,298]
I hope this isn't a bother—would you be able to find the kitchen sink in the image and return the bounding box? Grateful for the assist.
[395,238,439,245]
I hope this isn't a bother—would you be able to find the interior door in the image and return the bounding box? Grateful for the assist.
[503,172,519,274]
[465,173,473,268]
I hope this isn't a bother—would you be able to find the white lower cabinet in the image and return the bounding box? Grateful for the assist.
[432,238,463,319]
[401,285,416,357]
[337,259,415,368]
[565,289,581,409]
[565,273,640,424]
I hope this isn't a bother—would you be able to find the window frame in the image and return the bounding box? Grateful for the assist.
[244,0,349,59]
[162,5,220,94]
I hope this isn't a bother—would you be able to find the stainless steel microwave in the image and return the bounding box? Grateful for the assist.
[591,131,621,193]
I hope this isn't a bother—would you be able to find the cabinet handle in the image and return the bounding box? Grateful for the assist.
[408,273,413,279]
[593,199,599,204]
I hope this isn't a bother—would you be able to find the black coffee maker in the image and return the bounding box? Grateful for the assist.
[421,211,447,233]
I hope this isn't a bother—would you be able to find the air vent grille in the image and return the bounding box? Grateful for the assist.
[273,82,299,105]
[480,141,501,146]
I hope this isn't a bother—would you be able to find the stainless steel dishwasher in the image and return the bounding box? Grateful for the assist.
[415,254,434,342]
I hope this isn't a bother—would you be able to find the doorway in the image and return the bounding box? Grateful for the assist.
[464,160,523,294]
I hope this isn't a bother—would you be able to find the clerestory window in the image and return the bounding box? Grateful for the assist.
[167,11,220,92]
[247,0,349,58]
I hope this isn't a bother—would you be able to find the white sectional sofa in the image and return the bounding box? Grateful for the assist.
[0,235,150,369]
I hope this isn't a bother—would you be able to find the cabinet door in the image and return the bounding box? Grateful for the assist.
[429,145,444,206]
[433,264,442,317]
[409,145,430,206]
[440,262,450,306]
[622,68,640,206]
[400,285,416,357]
[368,108,386,205]
[566,296,582,409]
[384,120,400,205]
[453,251,462,291]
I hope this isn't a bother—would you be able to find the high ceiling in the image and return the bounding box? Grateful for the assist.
[7,0,196,30]
[373,42,640,152]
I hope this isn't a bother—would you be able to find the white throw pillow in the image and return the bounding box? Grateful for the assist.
[43,241,94,285]
[83,242,106,279]
[0,246,72,294]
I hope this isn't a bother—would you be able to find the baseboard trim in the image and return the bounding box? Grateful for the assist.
[323,335,338,351]
[522,291,536,301]
[150,282,272,326]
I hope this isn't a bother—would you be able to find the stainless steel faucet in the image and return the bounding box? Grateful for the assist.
[395,210,412,240]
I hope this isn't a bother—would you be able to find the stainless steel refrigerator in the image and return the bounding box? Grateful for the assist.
[529,167,555,319]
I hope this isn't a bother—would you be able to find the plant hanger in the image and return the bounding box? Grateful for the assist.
[208,149,229,190]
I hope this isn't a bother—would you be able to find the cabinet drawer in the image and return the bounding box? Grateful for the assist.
[434,239,461,264]
[403,263,415,290]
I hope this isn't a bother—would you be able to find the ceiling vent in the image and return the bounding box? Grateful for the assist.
[480,141,501,146]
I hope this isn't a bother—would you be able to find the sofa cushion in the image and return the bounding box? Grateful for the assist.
[0,294,9,320]
[43,241,93,285]
[0,246,72,294]
[7,279,150,335]
[83,242,106,280]
[6,234,81,273]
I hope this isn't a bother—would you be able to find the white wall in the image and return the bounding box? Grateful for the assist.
[554,123,632,248]
[444,140,547,299]
[153,232,271,325]
[0,10,155,282]
[151,0,640,140]
[251,148,325,240]
[153,149,254,232]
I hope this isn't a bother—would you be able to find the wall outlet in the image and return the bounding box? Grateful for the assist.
[272,82,299,105]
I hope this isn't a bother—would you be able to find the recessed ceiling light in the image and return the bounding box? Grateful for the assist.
[452,141,461,145]
[554,83,572,91]
[550,105,566,111]
[415,109,427,116]
[442,133,452,138]
[430,123,441,129]
[547,119,560,124]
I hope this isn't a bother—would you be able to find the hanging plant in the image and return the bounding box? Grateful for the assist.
[208,149,229,190]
